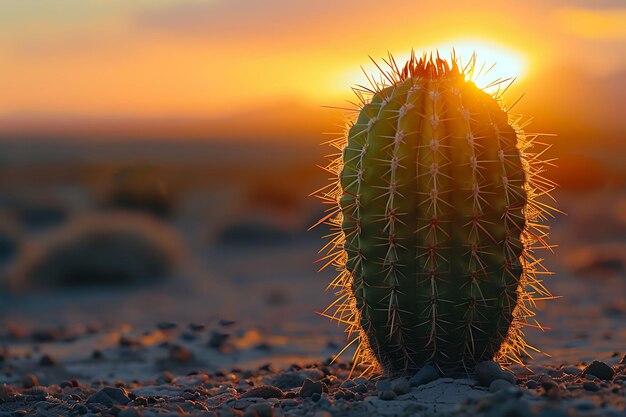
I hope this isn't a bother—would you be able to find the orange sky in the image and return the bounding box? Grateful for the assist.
[0,0,624,147]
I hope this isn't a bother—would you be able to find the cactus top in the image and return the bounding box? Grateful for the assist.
[315,52,556,376]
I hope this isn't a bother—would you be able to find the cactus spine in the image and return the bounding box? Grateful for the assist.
[315,52,556,376]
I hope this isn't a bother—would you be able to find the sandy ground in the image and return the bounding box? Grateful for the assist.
[1,143,625,415]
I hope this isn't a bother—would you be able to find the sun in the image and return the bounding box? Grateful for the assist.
[337,39,528,98]
[438,40,527,86]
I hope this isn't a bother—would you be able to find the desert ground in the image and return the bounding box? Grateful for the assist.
[1,140,625,416]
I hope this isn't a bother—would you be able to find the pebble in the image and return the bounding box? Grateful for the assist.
[188,323,206,332]
[87,387,130,406]
[409,364,439,387]
[540,378,559,392]
[156,322,177,330]
[243,403,273,417]
[118,407,143,417]
[499,370,516,384]
[241,386,284,399]
[489,379,513,392]
[0,384,17,400]
[39,354,58,366]
[298,379,323,398]
[582,381,600,392]
[374,380,390,392]
[22,374,39,389]
[475,361,509,387]
[377,390,397,400]
[572,399,596,411]
[208,332,230,349]
[561,366,580,375]
[157,371,174,384]
[339,380,355,389]
[583,361,615,380]
[168,345,193,362]
[391,377,410,395]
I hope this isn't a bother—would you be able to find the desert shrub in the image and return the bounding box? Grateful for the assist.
[0,214,21,265]
[104,166,175,218]
[10,211,184,291]
[0,230,18,264]
[217,220,294,246]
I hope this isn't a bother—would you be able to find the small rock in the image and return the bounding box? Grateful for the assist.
[409,364,439,387]
[561,366,580,375]
[489,379,514,392]
[189,323,205,332]
[572,399,595,411]
[156,322,177,330]
[118,407,143,417]
[353,377,368,385]
[351,382,368,394]
[241,386,284,399]
[221,408,243,417]
[0,384,17,400]
[22,374,39,389]
[87,387,130,406]
[316,394,331,409]
[475,361,503,386]
[378,390,397,400]
[499,370,516,384]
[208,332,229,349]
[583,361,614,381]
[299,379,323,398]
[526,380,539,389]
[391,378,410,395]
[375,380,391,392]
[582,381,600,392]
[270,372,305,390]
[243,403,273,417]
[540,378,559,392]
[168,345,193,362]
[340,380,356,389]
[156,371,174,384]
[39,354,58,367]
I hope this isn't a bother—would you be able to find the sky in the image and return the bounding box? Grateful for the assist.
[0,0,624,151]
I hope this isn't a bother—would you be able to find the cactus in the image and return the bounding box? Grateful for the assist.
[314,52,557,376]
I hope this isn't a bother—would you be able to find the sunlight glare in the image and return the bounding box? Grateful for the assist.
[337,40,528,97]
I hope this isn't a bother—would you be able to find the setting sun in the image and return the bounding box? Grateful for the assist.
[338,40,527,101]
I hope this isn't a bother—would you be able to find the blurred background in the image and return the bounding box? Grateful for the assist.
[0,0,625,381]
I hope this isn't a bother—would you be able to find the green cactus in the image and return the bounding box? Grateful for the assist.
[314,52,556,376]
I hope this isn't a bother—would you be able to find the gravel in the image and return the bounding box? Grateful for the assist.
[582,360,615,381]
[408,364,440,387]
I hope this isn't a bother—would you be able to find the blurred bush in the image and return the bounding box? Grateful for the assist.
[9,211,184,291]
[217,220,294,246]
[104,166,176,218]
[0,229,18,264]
[0,194,70,232]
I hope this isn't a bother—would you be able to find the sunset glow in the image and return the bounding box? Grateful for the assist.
[339,41,527,101]
[0,0,623,147]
